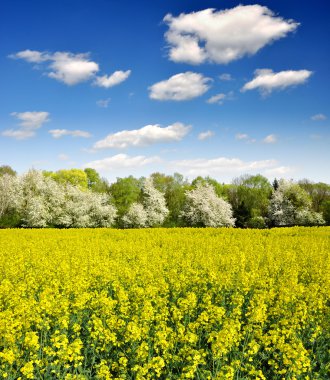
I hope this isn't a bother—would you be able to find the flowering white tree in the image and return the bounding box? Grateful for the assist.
[142,177,169,227]
[121,177,169,228]
[181,183,235,227]
[19,170,63,227]
[0,170,117,228]
[268,179,325,226]
[122,203,147,228]
[0,174,22,220]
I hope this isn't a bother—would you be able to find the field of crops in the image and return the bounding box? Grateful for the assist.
[0,228,329,379]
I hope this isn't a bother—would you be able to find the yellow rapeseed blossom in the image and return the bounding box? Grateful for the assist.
[0,227,329,379]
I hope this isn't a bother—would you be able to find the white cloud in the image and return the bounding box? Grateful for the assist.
[311,113,327,121]
[207,93,226,105]
[96,98,111,108]
[264,166,293,176]
[241,69,312,95]
[2,111,50,140]
[164,5,298,64]
[235,133,249,140]
[149,72,211,101]
[93,122,191,150]
[94,70,131,88]
[9,49,49,63]
[49,129,92,139]
[219,73,233,81]
[263,134,277,143]
[172,156,277,176]
[2,129,36,140]
[10,50,129,87]
[58,153,69,161]
[198,130,215,141]
[47,52,99,85]
[207,91,234,105]
[12,111,50,129]
[84,154,160,171]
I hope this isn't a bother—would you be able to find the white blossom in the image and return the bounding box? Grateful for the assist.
[142,177,169,227]
[122,203,148,228]
[0,174,22,219]
[0,169,117,228]
[181,183,235,227]
[268,179,325,226]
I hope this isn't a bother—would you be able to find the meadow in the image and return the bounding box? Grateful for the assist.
[0,227,329,379]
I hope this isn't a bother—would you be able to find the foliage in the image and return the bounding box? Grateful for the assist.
[230,174,272,227]
[109,176,143,223]
[233,201,251,228]
[298,179,330,212]
[0,227,329,379]
[321,200,330,225]
[151,172,188,226]
[1,165,330,229]
[246,215,267,229]
[0,165,16,177]
[181,183,235,227]
[44,169,88,189]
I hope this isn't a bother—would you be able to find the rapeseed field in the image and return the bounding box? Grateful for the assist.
[0,227,329,379]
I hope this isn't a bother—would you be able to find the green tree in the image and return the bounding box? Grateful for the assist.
[0,165,16,176]
[84,168,109,192]
[229,174,272,227]
[151,172,189,226]
[298,180,330,212]
[44,169,88,189]
[109,176,143,225]
[321,200,330,225]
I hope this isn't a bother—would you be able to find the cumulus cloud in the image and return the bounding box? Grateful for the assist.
[96,98,111,108]
[46,52,99,85]
[241,69,312,95]
[10,50,130,87]
[164,5,298,64]
[84,154,160,171]
[149,72,211,101]
[198,130,215,141]
[93,122,191,150]
[49,129,92,139]
[2,111,50,139]
[172,156,277,176]
[263,134,277,143]
[94,70,131,88]
[311,113,327,121]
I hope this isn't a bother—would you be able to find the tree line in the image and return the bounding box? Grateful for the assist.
[0,165,329,228]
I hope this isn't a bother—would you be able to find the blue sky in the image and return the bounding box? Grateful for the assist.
[0,0,329,183]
